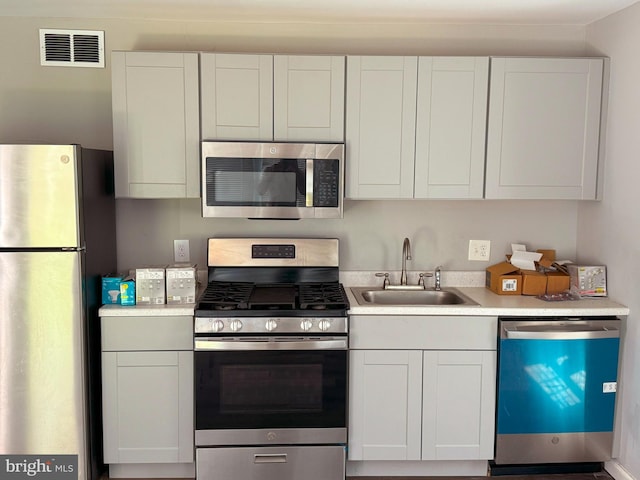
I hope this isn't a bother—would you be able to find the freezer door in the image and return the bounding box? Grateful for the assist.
[0,251,88,475]
[0,144,81,248]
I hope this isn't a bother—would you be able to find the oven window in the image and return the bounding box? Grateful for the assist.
[221,364,323,414]
[205,158,306,207]
[195,350,346,430]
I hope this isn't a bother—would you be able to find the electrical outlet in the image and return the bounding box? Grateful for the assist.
[174,239,190,263]
[468,240,491,261]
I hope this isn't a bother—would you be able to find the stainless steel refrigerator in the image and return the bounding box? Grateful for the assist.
[0,145,117,480]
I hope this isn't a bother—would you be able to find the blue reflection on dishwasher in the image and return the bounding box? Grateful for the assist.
[497,337,619,435]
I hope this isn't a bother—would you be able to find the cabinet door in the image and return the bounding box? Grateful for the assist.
[415,57,488,199]
[348,350,422,461]
[200,53,273,140]
[102,351,194,464]
[346,56,417,199]
[111,51,199,198]
[422,350,496,460]
[274,55,345,142]
[486,57,604,199]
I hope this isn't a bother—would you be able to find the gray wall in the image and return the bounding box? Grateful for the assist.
[0,16,588,273]
[585,4,640,478]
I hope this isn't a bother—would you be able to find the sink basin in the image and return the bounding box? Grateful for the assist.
[350,287,478,306]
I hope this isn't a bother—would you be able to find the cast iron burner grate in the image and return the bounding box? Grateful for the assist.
[198,282,254,310]
[299,283,349,310]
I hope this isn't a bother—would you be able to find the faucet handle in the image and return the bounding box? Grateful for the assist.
[418,272,433,287]
[375,272,390,289]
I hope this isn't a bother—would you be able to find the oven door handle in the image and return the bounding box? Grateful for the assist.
[194,338,348,351]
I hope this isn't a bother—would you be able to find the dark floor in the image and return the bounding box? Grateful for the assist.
[346,473,613,480]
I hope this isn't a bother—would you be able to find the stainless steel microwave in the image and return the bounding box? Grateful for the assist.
[201,141,345,219]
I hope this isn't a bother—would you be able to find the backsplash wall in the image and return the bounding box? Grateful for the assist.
[115,198,579,273]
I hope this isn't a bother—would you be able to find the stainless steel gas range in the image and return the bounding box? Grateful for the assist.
[194,238,349,480]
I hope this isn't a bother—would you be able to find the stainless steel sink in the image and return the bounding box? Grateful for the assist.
[350,287,478,306]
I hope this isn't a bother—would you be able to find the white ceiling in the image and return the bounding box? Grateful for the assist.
[1,0,639,25]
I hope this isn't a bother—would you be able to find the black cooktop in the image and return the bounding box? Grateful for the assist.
[195,281,350,317]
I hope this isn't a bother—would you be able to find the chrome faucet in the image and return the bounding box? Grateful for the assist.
[434,265,442,291]
[400,237,412,285]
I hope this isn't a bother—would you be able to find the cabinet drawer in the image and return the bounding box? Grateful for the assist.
[349,315,497,350]
[101,315,193,351]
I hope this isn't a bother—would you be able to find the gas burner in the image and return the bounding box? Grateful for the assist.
[299,283,349,310]
[198,281,254,310]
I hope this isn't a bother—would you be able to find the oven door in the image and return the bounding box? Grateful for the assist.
[194,336,348,446]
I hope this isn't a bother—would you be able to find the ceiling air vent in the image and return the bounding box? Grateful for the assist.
[39,29,105,68]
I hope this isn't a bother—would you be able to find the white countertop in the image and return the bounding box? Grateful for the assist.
[342,270,629,317]
[99,303,197,317]
[345,285,629,317]
[99,270,629,318]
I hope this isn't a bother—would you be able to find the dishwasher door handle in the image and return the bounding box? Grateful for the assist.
[504,326,620,340]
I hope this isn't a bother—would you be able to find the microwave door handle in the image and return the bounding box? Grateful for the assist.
[305,159,314,207]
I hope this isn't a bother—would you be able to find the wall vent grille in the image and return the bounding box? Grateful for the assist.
[39,29,105,68]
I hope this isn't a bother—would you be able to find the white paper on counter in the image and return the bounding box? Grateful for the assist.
[511,243,527,253]
[510,250,543,270]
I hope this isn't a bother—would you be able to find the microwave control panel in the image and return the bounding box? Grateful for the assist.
[313,159,339,207]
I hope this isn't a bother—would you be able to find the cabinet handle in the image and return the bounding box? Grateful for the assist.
[254,453,287,464]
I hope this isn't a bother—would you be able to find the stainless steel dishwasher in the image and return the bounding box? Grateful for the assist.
[495,316,621,465]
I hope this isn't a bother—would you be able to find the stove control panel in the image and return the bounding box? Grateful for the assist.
[194,316,347,334]
[252,244,296,259]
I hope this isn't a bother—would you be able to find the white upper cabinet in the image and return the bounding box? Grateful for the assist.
[200,54,273,141]
[486,57,604,199]
[201,53,345,142]
[346,56,488,200]
[273,55,345,141]
[414,57,488,199]
[111,51,200,199]
[346,56,418,199]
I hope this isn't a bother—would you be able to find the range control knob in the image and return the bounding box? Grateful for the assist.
[265,319,278,331]
[211,319,225,333]
[300,319,313,331]
[230,319,243,332]
[318,319,332,332]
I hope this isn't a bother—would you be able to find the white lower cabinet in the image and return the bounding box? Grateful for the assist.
[349,349,496,461]
[348,315,497,464]
[102,350,193,463]
[421,350,496,460]
[101,315,194,467]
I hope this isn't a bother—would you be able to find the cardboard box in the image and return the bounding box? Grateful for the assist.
[486,262,522,295]
[119,278,136,306]
[545,271,570,294]
[102,275,124,304]
[521,270,547,295]
[136,267,166,305]
[537,249,556,262]
[166,264,197,304]
[568,265,607,296]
